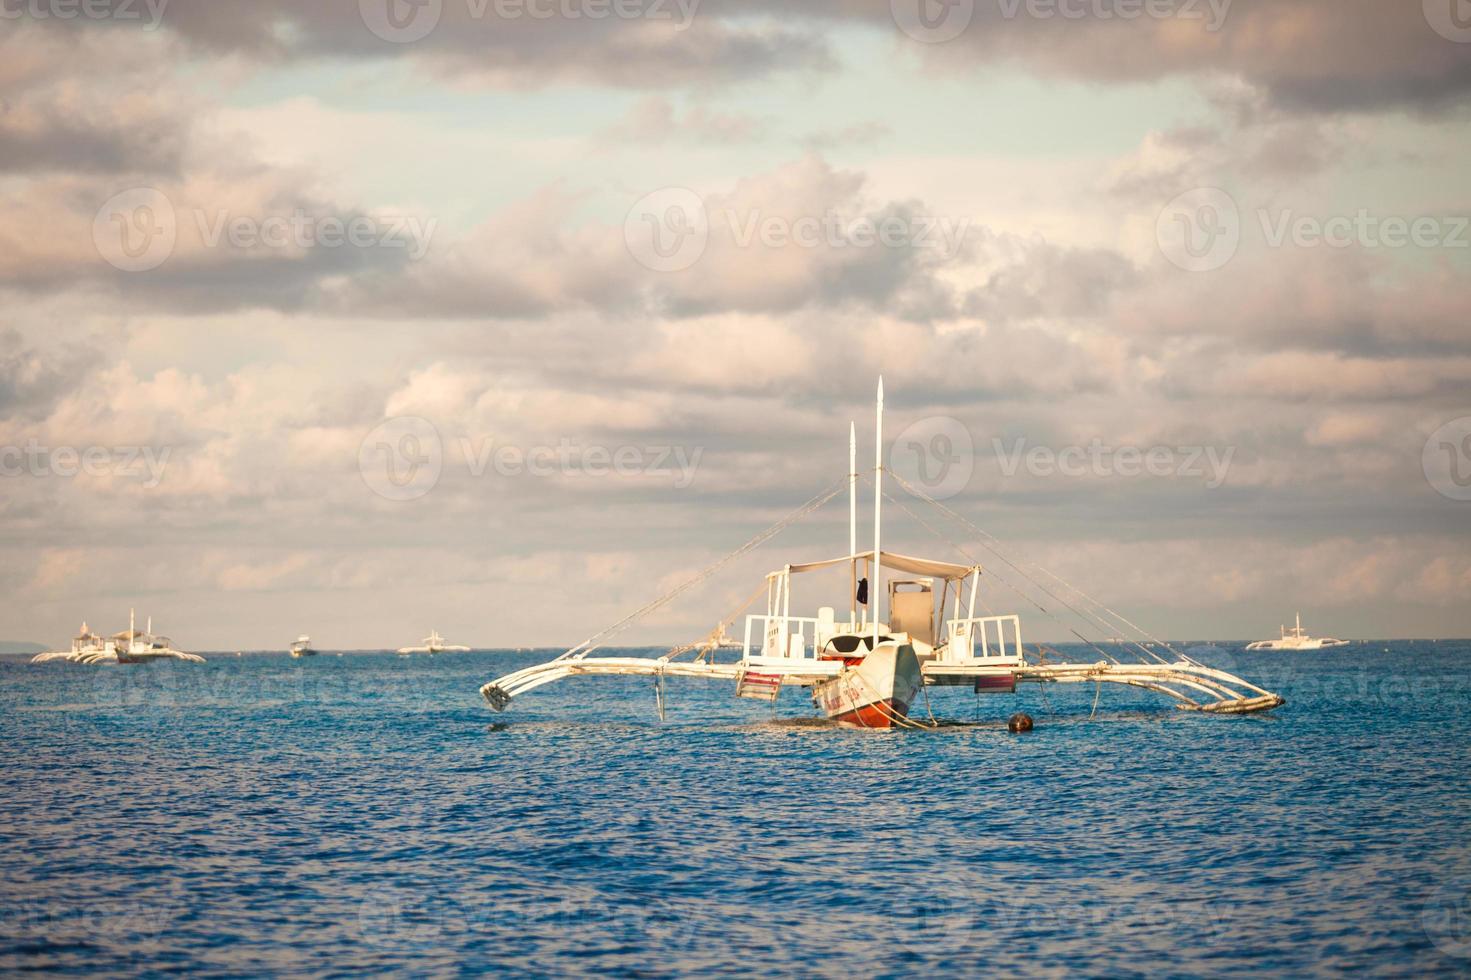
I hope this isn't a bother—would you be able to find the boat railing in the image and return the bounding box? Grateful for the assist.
[944,615,1024,663]
[742,614,836,662]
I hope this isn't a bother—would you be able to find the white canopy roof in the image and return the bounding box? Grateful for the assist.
[783,550,979,581]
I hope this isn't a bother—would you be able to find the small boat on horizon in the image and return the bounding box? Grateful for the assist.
[31,610,205,664]
[397,630,471,655]
[31,620,113,664]
[1246,613,1350,651]
[289,634,318,658]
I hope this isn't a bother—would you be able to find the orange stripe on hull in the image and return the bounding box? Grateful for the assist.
[831,698,911,729]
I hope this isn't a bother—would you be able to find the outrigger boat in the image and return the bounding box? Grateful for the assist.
[480,381,1284,728]
[1246,613,1350,651]
[30,620,115,664]
[31,610,205,664]
[397,630,471,656]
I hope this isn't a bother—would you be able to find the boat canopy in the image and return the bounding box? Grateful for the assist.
[784,550,979,581]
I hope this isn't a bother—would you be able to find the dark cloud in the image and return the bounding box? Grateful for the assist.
[865,0,1471,114]
[14,0,1470,112]
[0,28,191,175]
[0,330,97,421]
[342,158,980,323]
[0,103,187,176]
[100,0,835,87]
[961,239,1137,324]
[0,176,424,314]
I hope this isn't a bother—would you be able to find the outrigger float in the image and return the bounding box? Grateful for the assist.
[480,381,1284,729]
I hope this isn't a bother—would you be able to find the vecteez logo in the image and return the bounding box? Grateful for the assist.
[624,187,710,273]
[359,417,444,502]
[891,0,975,43]
[359,0,443,42]
[0,0,170,29]
[359,0,699,43]
[357,417,704,500]
[888,416,975,501]
[623,187,972,273]
[93,187,177,272]
[1156,187,1240,272]
[1423,417,1471,502]
[1424,0,1471,43]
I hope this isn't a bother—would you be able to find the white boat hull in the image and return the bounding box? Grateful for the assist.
[1244,638,1350,651]
[812,643,923,729]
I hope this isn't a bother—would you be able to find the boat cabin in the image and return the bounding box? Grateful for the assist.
[742,549,1024,681]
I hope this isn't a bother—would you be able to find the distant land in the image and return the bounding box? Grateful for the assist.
[0,641,46,655]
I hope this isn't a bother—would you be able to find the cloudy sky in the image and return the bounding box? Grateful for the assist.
[2,0,1470,649]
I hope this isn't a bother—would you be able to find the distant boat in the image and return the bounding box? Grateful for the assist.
[30,620,114,663]
[397,630,471,655]
[111,611,205,663]
[32,610,204,664]
[289,634,318,658]
[1246,613,1350,651]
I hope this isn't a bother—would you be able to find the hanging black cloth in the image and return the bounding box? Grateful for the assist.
[856,577,869,605]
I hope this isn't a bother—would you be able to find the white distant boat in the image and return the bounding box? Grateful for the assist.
[289,634,318,658]
[1246,613,1350,651]
[30,620,115,663]
[110,610,205,663]
[480,380,1286,728]
[31,610,204,664]
[397,630,471,655]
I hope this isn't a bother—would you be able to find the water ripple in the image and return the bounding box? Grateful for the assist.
[2,644,1470,976]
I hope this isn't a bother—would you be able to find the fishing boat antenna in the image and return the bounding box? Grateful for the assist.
[849,421,858,627]
[872,376,883,650]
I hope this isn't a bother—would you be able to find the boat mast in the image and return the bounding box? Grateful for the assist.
[849,421,858,627]
[873,377,883,649]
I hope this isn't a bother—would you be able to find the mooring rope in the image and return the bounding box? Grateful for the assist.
[845,660,938,731]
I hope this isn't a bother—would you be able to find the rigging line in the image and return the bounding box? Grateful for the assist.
[885,471,1174,666]
[887,469,1181,666]
[884,476,1168,664]
[953,517,1196,665]
[876,481,1121,665]
[556,474,852,663]
[874,481,1122,666]
[1028,565,1199,666]
[876,482,1119,661]
[663,579,769,664]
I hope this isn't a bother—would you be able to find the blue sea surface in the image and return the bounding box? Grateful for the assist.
[3,642,1470,977]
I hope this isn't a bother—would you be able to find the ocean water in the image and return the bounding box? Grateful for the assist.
[3,642,1470,977]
